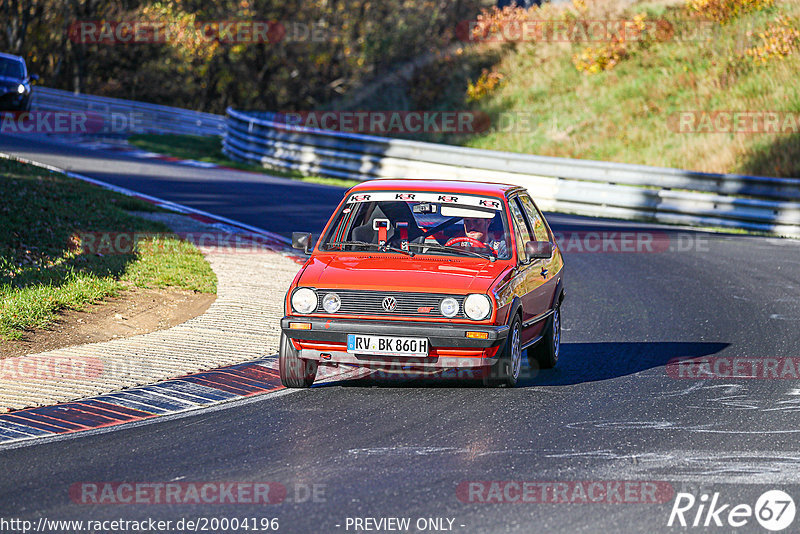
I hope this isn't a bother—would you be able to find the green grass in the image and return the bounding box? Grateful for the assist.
[0,158,216,341]
[128,134,359,188]
[391,0,800,178]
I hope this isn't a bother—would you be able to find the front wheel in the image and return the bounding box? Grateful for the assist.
[529,305,560,370]
[483,315,522,387]
[279,333,317,388]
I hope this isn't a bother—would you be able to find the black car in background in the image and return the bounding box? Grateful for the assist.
[0,53,38,111]
[496,0,544,7]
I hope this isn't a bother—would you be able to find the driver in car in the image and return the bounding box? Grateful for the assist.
[462,217,508,257]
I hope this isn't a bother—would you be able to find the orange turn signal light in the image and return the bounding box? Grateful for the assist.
[466,331,489,339]
[289,322,312,330]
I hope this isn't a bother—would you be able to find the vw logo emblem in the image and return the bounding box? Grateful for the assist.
[382,296,397,312]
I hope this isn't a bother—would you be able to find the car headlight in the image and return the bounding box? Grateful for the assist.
[322,292,341,313]
[440,297,459,318]
[17,84,25,94]
[464,294,491,320]
[291,288,317,314]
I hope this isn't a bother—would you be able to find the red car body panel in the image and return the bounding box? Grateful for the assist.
[296,254,510,296]
[281,179,564,372]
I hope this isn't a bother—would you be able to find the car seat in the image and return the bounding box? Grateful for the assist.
[352,202,425,244]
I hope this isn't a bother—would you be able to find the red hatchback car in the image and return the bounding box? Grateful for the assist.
[280,179,564,387]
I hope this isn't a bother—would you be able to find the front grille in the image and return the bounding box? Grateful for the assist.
[315,289,466,318]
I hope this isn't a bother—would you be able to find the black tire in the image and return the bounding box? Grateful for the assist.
[483,315,522,387]
[279,333,317,388]
[529,305,560,370]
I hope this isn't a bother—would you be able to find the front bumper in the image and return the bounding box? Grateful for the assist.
[0,91,28,111]
[281,316,509,368]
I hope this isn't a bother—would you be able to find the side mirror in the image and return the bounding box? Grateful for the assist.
[292,232,313,254]
[29,74,39,83]
[525,241,553,261]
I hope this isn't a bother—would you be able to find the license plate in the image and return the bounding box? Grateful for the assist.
[347,334,429,356]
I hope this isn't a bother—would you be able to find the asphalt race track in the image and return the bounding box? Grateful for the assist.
[2,133,800,533]
[0,134,345,238]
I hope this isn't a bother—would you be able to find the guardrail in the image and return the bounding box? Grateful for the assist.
[31,86,225,137]
[223,108,800,237]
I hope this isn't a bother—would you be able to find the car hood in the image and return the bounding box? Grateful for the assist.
[0,76,23,86]
[298,253,511,294]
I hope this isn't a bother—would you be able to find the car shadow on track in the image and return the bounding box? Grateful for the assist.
[519,341,729,386]
[314,341,729,389]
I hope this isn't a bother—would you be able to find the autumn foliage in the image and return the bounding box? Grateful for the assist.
[466,68,505,102]
[687,0,775,23]
[745,15,800,64]
[2,0,480,114]
[572,14,653,74]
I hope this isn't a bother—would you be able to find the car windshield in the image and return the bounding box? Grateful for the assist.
[320,191,512,260]
[0,57,24,79]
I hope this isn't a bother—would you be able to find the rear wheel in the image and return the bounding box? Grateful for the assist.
[279,333,317,388]
[483,315,522,387]
[529,305,560,370]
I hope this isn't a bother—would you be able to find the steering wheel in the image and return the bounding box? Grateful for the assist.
[444,236,498,256]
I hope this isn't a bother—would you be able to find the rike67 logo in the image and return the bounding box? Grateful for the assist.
[668,490,796,531]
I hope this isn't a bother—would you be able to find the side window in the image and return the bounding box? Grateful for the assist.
[508,198,532,262]
[519,194,549,242]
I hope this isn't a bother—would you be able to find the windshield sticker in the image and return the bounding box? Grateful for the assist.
[347,192,502,210]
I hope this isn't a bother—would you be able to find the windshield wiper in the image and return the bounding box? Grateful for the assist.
[325,240,415,257]
[323,240,372,249]
[406,243,495,262]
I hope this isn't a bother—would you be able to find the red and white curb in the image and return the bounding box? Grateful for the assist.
[0,360,282,445]
[101,145,223,168]
[36,135,251,171]
[0,361,368,447]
